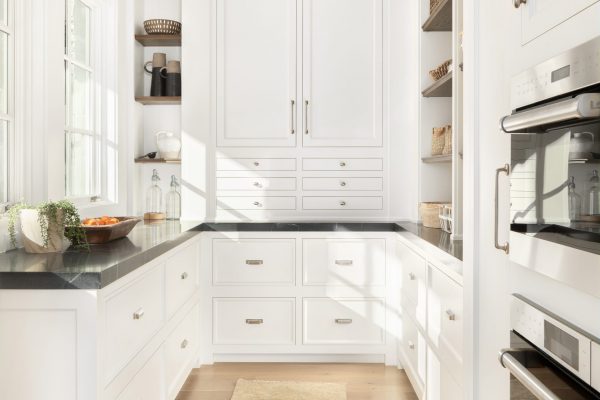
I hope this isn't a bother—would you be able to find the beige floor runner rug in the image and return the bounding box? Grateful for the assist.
[231,378,347,400]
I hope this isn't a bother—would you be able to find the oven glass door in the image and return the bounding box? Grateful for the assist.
[511,121,600,254]
[508,331,600,400]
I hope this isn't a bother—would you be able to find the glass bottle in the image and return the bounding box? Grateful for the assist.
[165,175,181,220]
[589,170,600,215]
[568,176,582,221]
[146,169,163,214]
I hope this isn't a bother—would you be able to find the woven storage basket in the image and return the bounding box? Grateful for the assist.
[431,126,446,156]
[429,59,452,81]
[430,0,443,13]
[420,202,446,229]
[144,19,182,35]
[443,124,453,155]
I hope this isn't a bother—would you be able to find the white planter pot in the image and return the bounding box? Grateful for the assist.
[156,131,181,160]
[19,209,67,253]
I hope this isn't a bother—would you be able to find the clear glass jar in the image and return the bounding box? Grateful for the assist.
[146,169,163,213]
[165,175,181,220]
[589,170,600,215]
[568,176,582,221]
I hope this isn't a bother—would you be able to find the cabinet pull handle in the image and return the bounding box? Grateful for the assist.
[181,339,189,349]
[253,201,263,207]
[495,164,510,254]
[513,0,526,8]
[446,310,456,321]
[253,181,263,188]
[408,341,415,350]
[340,181,347,187]
[246,259,264,266]
[339,201,347,206]
[339,161,347,167]
[291,100,296,135]
[304,100,310,135]
[408,272,416,281]
[181,272,188,280]
[335,318,353,324]
[335,259,353,266]
[246,319,264,325]
[253,161,260,167]
[133,308,145,320]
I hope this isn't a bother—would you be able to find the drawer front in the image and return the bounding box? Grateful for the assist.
[303,298,385,344]
[106,266,164,382]
[213,239,295,285]
[398,243,427,326]
[427,350,464,400]
[402,314,426,395]
[213,298,295,345]
[302,238,385,286]
[217,177,297,191]
[166,243,199,319]
[117,347,164,400]
[302,177,383,191]
[428,266,463,380]
[218,196,297,210]
[166,303,200,398]
[217,158,297,171]
[303,158,383,171]
[302,196,383,210]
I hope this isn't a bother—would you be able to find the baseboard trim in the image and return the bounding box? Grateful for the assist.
[211,353,386,363]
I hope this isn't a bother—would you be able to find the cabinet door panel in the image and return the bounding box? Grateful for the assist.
[217,0,297,147]
[303,0,383,147]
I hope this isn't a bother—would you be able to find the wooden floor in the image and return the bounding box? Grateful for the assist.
[176,363,418,400]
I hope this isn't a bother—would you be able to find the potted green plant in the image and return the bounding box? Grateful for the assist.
[7,200,88,253]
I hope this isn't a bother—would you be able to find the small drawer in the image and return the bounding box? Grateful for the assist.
[302,196,382,210]
[117,347,164,400]
[217,177,297,191]
[398,242,427,329]
[213,239,295,285]
[218,196,297,210]
[165,304,200,399]
[303,298,385,344]
[302,238,385,286]
[166,243,199,319]
[217,158,296,171]
[428,266,463,381]
[402,314,426,397]
[303,158,383,171]
[302,177,383,191]
[213,298,295,345]
[105,266,165,383]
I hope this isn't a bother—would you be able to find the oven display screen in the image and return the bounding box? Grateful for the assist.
[544,320,579,370]
[551,65,571,83]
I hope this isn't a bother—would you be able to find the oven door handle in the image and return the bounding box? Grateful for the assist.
[499,349,562,400]
[501,93,600,133]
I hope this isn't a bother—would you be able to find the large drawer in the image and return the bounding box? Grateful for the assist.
[213,239,295,285]
[116,347,164,400]
[217,196,296,210]
[105,265,164,383]
[427,350,464,400]
[217,158,296,171]
[303,158,383,171]
[302,177,383,191]
[302,196,383,210]
[303,298,385,344]
[165,303,200,399]
[302,238,385,286]
[428,266,463,382]
[398,242,427,329]
[401,314,426,398]
[213,298,295,345]
[217,177,297,191]
[165,243,199,320]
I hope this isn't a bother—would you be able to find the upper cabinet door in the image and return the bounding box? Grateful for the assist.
[216,0,297,147]
[520,0,600,44]
[302,0,383,147]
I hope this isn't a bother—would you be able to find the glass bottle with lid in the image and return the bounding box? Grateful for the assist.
[165,175,181,220]
[588,170,600,215]
[146,169,163,214]
[568,176,582,221]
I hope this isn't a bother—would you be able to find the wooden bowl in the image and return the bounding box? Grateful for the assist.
[81,217,142,244]
[143,19,182,35]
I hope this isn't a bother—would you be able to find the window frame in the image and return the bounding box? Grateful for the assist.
[0,0,14,206]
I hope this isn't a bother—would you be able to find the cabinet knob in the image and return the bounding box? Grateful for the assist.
[340,181,347,187]
[339,161,347,167]
[246,319,264,325]
[253,182,262,188]
[513,0,526,8]
[133,308,145,320]
[253,201,262,207]
[335,318,353,324]
[181,272,188,280]
[339,201,346,206]
[446,310,456,321]
[181,339,189,349]
[408,272,416,281]
[408,341,415,350]
[253,161,260,167]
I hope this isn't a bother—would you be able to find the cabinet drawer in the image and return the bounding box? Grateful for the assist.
[213,239,295,285]
[117,347,164,400]
[398,243,427,328]
[302,177,383,191]
[302,196,382,210]
[302,238,385,286]
[166,243,199,320]
[428,266,463,381]
[106,266,164,382]
[427,350,464,400]
[165,303,200,399]
[303,158,383,171]
[303,298,385,344]
[217,177,297,191]
[216,158,296,171]
[213,298,295,345]
[401,314,426,397]
[218,196,297,210]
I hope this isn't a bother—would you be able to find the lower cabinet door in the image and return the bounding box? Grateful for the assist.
[303,298,385,344]
[165,304,200,399]
[426,349,463,400]
[117,347,165,400]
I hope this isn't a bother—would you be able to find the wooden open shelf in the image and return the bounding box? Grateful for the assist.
[422,0,452,31]
[135,96,181,105]
[421,154,452,163]
[422,72,452,97]
[135,35,181,47]
[135,157,181,164]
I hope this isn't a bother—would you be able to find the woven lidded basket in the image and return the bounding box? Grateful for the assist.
[420,202,448,229]
[144,19,182,35]
[429,59,452,81]
[443,124,453,155]
[431,126,446,156]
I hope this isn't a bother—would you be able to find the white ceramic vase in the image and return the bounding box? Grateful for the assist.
[19,209,66,253]
[156,131,181,161]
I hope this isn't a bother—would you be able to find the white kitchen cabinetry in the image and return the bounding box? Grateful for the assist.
[216,0,297,147]
[302,0,383,147]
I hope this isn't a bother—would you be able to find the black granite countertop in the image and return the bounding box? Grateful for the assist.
[0,221,461,290]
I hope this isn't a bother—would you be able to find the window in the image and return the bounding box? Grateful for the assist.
[0,0,11,204]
